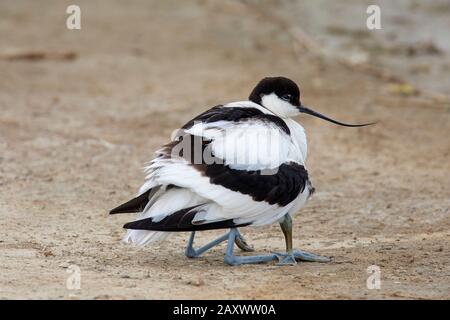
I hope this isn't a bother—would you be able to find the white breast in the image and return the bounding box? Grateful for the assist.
[284,118,307,165]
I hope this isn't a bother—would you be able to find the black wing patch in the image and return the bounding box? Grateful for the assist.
[196,162,309,206]
[182,105,290,134]
[123,206,250,232]
[109,189,152,214]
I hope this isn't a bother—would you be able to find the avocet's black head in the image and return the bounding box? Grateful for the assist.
[249,76,375,127]
[249,77,301,117]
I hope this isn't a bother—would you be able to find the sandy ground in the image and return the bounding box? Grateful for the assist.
[0,0,449,299]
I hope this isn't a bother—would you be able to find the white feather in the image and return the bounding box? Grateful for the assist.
[284,118,307,164]
[185,119,292,171]
[123,229,171,246]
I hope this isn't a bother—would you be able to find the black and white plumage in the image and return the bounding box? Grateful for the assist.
[110,77,373,265]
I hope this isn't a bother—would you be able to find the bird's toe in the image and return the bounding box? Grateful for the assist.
[293,250,332,263]
[234,233,255,252]
[275,253,297,266]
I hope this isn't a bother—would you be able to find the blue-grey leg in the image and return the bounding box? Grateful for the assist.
[185,231,229,258]
[276,214,332,265]
[185,229,254,258]
[224,228,278,265]
[185,222,330,266]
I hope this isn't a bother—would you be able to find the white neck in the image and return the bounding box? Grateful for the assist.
[260,93,299,118]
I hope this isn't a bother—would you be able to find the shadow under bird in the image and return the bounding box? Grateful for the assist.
[110,76,374,265]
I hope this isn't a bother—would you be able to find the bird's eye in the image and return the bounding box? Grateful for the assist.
[281,94,292,101]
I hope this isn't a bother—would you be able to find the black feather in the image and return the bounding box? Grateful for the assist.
[123,206,250,232]
[109,189,152,214]
[181,105,290,134]
[201,162,309,206]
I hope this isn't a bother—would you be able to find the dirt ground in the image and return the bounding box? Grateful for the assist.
[0,0,449,299]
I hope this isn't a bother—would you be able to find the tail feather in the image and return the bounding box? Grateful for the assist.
[109,189,152,214]
[123,205,250,232]
[123,229,171,246]
[120,187,207,246]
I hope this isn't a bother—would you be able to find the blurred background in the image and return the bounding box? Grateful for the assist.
[0,0,449,299]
